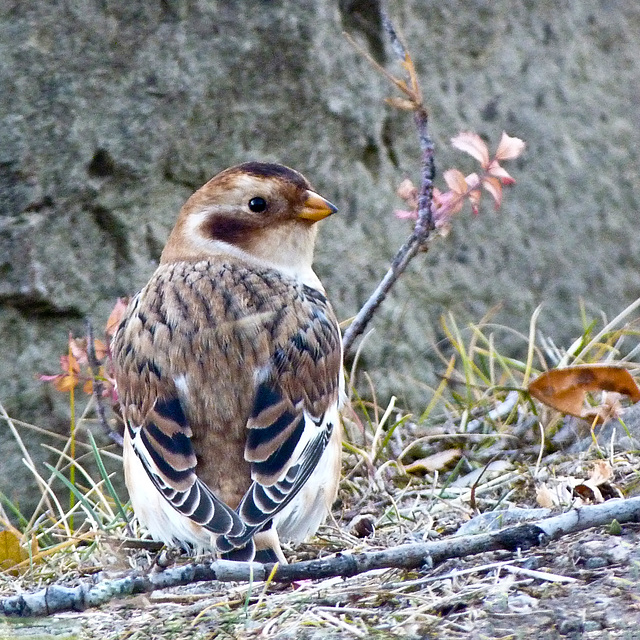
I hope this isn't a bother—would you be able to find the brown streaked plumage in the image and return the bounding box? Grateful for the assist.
[112,162,343,562]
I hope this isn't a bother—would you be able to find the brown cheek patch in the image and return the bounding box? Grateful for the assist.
[205,216,258,247]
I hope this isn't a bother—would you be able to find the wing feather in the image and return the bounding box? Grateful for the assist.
[219,284,342,551]
[127,399,245,537]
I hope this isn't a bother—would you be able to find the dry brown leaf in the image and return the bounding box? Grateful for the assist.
[0,529,27,574]
[405,448,462,474]
[589,460,613,486]
[528,365,640,422]
[536,483,556,509]
[536,460,621,509]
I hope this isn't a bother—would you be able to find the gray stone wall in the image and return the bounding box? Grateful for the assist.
[1,1,639,507]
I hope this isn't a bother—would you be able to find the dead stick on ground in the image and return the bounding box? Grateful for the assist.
[342,12,435,354]
[4,496,639,617]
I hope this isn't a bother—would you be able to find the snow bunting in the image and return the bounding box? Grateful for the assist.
[112,162,343,563]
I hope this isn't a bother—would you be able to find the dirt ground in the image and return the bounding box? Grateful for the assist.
[2,496,639,640]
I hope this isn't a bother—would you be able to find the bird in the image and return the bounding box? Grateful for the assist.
[111,162,344,563]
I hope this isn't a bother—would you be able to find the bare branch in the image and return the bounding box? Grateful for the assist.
[4,496,639,617]
[342,12,435,354]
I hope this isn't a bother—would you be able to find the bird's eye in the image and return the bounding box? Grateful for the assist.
[248,197,267,213]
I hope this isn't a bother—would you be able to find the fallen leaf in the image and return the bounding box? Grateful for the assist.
[536,483,556,509]
[405,448,462,474]
[589,460,613,486]
[573,482,604,503]
[0,530,27,574]
[528,365,640,422]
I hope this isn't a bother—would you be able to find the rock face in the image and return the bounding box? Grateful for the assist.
[1,1,640,507]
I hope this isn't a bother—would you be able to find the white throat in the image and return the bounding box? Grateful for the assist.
[185,210,324,291]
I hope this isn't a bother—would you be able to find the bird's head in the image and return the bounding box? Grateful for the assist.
[161,162,337,280]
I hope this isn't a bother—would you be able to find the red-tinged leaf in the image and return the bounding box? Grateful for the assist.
[432,190,464,217]
[39,374,61,382]
[105,298,129,338]
[464,172,481,190]
[468,188,482,215]
[486,160,515,184]
[482,176,503,208]
[495,132,526,161]
[443,168,468,195]
[451,132,490,167]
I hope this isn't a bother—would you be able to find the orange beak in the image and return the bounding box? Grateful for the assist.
[298,190,338,222]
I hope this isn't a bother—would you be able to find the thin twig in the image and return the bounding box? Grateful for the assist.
[86,320,123,447]
[342,13,435,354]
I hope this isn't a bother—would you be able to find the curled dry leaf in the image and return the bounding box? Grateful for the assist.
[404,448,462,474]
[528,365,640,423]
[536,461,621,508]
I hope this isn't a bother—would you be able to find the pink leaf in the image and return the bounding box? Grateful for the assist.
[395,209,418,220]
[468,188,482,215]
[443,168,468,195]
[432,189,465,217]
[39,374,62,382]
[495,132,526,161]
[451,132,490,167]
[464,172,481,190]
[482,176,503,208]
[486,160,516,184]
